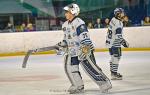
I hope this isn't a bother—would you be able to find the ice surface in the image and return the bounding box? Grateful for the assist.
[0,51,150,95]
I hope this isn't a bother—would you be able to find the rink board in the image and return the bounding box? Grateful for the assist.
[0,26,150,54]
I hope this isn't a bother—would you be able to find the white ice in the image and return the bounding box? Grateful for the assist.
[0,51,150,95]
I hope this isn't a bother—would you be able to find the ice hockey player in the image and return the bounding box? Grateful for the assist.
[56,3,112,94]
[106,8,129,80]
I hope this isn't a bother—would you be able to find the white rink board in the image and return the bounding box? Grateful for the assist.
[0,26,150,53]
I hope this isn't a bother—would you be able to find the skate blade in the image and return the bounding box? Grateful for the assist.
[111,77,122,80]
[69,90,84,94]
[100,83,112,93]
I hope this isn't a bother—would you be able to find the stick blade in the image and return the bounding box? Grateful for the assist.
[22,50,33,68]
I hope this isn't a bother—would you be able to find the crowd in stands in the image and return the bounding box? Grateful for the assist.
[141,16,150,26]
[87,18,110,29]
[87,16,150,29]
[2,15,150,32]
[4,22,35,32]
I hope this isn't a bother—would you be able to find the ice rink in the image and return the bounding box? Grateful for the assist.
[0,51,150,95]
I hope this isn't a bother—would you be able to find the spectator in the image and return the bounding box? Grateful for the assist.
[20,23,27,32]
[87,22,93,29]
[5,22,14,32]
[94,18,103,28]
[123,16,132,27]
[103,18,110,28]
[27,22,34,31]
[142,16,150,26]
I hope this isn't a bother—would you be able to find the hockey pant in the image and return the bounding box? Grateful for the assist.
[109,47,122,73]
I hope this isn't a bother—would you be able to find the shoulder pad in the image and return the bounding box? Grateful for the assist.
[73,17,85,28]
[76,24,88,36]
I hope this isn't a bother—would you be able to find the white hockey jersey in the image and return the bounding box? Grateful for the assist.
[62,17,94,57]
[106,17,124,48]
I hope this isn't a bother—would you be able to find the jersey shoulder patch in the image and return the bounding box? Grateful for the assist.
[76,24,88,36]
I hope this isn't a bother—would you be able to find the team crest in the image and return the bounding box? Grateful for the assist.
[80,25,85,32]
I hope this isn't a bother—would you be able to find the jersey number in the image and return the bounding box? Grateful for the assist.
[108,30,112,39]
[82,33,88,38]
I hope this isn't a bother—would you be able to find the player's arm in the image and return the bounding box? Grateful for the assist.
[56,39,68,55]
[56,26,68,48]
[106,20,115,45]
[76,24,94,60]
[77,24,94,50]
[55,27,68,55]
[116,28,129,48]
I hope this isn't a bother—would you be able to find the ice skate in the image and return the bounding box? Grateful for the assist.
[99,80,112,93]
[68,85,84,94]
[111,72,122,80]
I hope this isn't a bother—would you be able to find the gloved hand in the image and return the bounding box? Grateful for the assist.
[78,45,91,60]
[121,39,129,48]
[57,40,67,48]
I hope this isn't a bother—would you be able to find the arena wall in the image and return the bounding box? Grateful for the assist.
[0,26,150,53]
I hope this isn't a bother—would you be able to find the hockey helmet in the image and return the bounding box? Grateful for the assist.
[63,3,80,16]
[114,8,125,16]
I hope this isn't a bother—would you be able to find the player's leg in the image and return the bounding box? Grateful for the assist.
[109,47,122,80]
[64,55,84,94]
[80,51,112,93]
[109,48,114,72]
[109,48,116,74]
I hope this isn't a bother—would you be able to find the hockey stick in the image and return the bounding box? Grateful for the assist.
[22,45,59,68]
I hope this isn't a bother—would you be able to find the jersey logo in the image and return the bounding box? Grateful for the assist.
[77,24,88,36]
[80,25,85,32]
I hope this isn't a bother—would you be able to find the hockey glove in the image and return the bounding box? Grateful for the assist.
[56,40,68,55]
[121,39,129,48]
[78,45,91,60]
[57,40,68,48]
